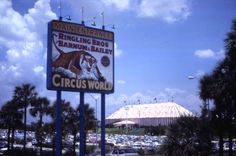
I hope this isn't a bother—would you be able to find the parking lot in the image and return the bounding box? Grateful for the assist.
[1,129,236,155]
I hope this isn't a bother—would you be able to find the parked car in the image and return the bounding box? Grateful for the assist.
[0,141,7,149]
[0,141,7,155]
[211,140,219,152]
[108,148,139,156]
[223,142,229,151]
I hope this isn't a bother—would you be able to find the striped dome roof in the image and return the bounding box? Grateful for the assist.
[106,102,193,120]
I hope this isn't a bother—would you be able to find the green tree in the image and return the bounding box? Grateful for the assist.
[200,64,228,156]
[77,103,96,154]
[30,96,50,156]
[161,115,212,156]
[65,106,80,155]
[161,116,199,156]
[0,99,23,150]
[13,83,37,151]
[49,99,74,154]
[223,19,236,156]
[44,122,56,155]
[48,100,96,155]
[198,103,212,155]
[199,19,236,156]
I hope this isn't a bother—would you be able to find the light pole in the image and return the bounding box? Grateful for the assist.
[90,94,99,147]
[154,97,157,103]
[124,100,129,134]
[188,75,210,112]
[83,17,96,26]
[187,75,196,80]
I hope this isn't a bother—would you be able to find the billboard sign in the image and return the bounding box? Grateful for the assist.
[47,20,114,93]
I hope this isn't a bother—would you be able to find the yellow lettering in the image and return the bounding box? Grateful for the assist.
[65,78,70,87]
[52,74,113,91]
[71,79,75,88]
[52,74,60,87]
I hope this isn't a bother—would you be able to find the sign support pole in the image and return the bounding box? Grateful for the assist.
[101,93,106,156]
[48,20,114,156]
[79,92,85,156]
[56,90,61,156]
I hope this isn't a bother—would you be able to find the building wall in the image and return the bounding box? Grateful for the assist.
[106,117,178,126]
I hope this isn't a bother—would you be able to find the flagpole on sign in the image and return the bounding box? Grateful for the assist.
[82,7,85,25]
[101,12,105,30]
[59,0,62,21]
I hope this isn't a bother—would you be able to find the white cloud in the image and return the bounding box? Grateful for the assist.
[117,94,129,103]
[24,0,57,36]
[105,94,128,110]
[33,65,44,74]
[194,49,225,60]
[117,80,126,84]
[196,70,205,78]
[98,0,191,23]
[164,87,186,95]
[215,49,225,60]
[137,0,190,23]
[0,0,57,105]
[194,49,215,58]
[130,92,146,103]
[102,0,131,11]
[114,43,123,57]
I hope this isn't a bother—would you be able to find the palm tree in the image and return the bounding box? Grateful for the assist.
[223,19,236,156]
[0,103,12,150]
[161,116,200,156]
[48,103,57,155]
[0,100,23,150]
[199,63,226,156]
[13,83,37,151]
[44,122,56,155]
[59,100,73,148]
[65,106,80,155]
[30,96,50,155]
[199,74,214,102]
[48,100,96,155]
[49,99,74,154]
[199,19,236,156]
[77,103,96,154]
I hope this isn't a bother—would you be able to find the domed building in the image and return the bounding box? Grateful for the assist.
[106,102,193,126]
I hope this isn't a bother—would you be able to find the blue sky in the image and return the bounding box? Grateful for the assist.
[0,0,235,119]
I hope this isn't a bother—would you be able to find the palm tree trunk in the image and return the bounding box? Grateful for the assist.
[53,136,55,156]
[229,129,233,156]
[73,133,76,155]
[23,102,27,152]
[217,112,224,156]
[84,131,87,154]
[11,127,15,150]
[7,126,11,150]
[219,130,223,156]
[40,108,43,156]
